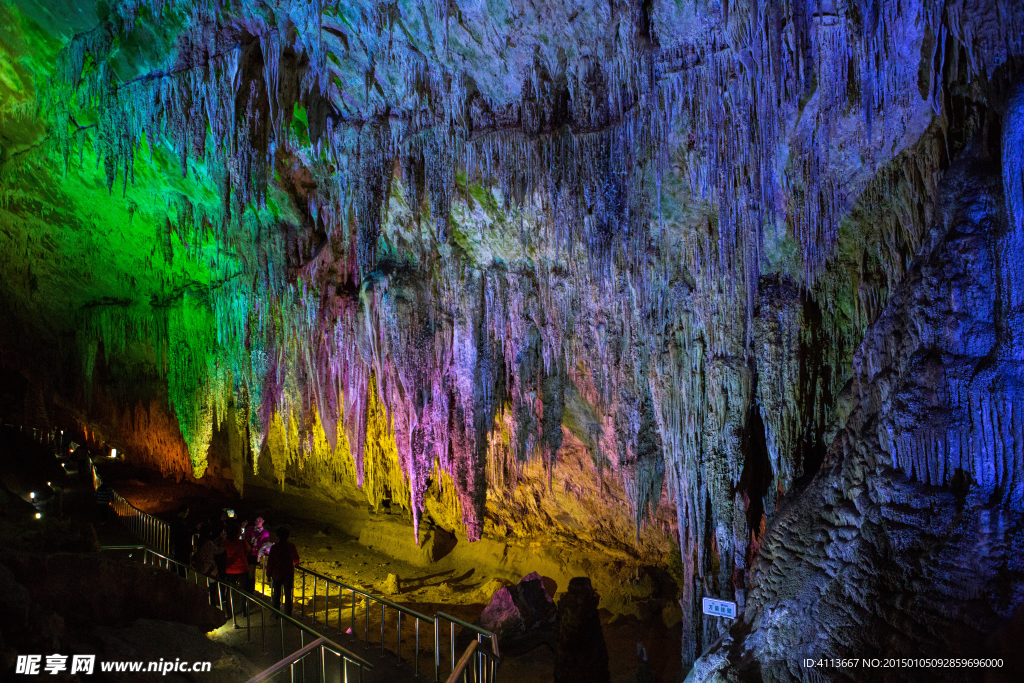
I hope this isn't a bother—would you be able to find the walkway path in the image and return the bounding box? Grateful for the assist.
[101,543,429,683]
[16,434,432,683]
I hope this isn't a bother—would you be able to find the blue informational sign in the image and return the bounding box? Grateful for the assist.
[702,597,737,619]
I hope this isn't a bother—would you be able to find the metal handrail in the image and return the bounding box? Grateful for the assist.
[109,490,171,556]
[434,612,501,683]
[297,563,435,622]
[258,558,503,682]
[246,636,333,683]
[443,638,501,683]
[104,545,374,682]
[445,641,478,683]
[261,559,437,678]
[101,480,501,682]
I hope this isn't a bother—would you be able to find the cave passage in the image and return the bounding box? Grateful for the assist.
[2,0,1024,681]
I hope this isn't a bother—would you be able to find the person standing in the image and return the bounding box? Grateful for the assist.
[223,522,251,588]
[169,504,191,577]
[267,527,300,617]
[94,483,113,524]
[223,522,251,623]
[209,513,227,579]
[191,525,220,604]
[243,516,270,593]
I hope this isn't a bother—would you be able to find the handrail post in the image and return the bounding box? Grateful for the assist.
[332,582,338,632]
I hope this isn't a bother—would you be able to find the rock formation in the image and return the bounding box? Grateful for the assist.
[0,0,1023,676]
[554,577,611,683]
[689,87,1024,682]
[480,571,557,644]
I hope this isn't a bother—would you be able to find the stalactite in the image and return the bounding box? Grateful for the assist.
[29,0,1024,667]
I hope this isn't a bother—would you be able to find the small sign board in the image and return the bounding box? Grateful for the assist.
[702,597,737,619]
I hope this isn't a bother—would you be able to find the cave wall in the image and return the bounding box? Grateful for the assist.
[690,88,1024,682]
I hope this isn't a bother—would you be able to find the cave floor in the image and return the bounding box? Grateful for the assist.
[96,462,684,682]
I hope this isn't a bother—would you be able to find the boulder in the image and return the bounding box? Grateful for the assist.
[26,601,64,652]
[480,585,524,638]
[480,572,556,640]
[515,572,557,628]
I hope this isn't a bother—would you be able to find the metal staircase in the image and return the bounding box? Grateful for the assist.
[17,425,503,682]
[101,485,501,682]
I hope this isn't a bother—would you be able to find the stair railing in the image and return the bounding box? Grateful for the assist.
[245,636,343,683]
[103,545,374,683]
[435,613,500,683]
[103,485,502,683]
[444,640,478,683]
[270,562,437,679]
[443,638,500,683]
[108,490,171,556]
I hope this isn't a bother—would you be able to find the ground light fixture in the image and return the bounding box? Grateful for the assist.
[29,492,35,499]
[35,513,41,519]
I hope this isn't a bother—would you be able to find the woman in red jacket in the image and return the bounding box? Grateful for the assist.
[223,522,251,620]
[267,526,300,616]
